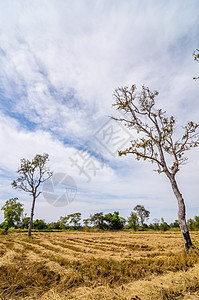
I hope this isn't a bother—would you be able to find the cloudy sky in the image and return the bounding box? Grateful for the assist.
[0,0,198,224]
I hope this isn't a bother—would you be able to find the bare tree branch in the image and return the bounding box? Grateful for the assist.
[112,84,198,250]
[11,153,53,238]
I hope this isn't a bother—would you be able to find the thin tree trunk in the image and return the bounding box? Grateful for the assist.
[169,176,193,250]
[28,195,36,238]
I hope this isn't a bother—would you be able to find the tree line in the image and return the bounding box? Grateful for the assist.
[1,198,199,232]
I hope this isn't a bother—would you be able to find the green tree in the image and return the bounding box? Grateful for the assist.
[59,216,70,229]
[21,216,30,229]
[1,198,24,229]
[187,218,195,230]
[59,213,82,229]
[33,219,47,230]
[134,205,150,227]
[68,213,81,229]
[12,153,53,238]
[0,222,4,228]
[128,212,139,231]
[47,222,61,230]
[194,216,199,229]
[89,212,106,229]
[112,85,199,250]
[170,219,179,229]
[159,218,170,231]
[104,211,125,230]
[83,218,90,227]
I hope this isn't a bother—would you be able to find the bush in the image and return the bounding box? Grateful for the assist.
[7,227,15,234]
[84,226,90,232]
[0,229,8,235]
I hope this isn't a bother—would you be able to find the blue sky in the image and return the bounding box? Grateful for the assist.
[0,0,199,224]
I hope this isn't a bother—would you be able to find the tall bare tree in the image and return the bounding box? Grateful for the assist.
[112,85,199,250]
[193,48,199,80]
[12,153,53,238]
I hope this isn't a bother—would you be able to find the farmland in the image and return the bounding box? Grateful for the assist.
[0,231,199,299]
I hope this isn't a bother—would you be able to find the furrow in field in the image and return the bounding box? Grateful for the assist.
[28,233,183,260]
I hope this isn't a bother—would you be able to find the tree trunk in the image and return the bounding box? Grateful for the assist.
[28,195,36,238]
[169,176,193,250]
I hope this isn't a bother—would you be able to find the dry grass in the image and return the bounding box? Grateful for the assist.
[0,231,199,299]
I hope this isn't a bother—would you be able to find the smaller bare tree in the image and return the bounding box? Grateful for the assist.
[12,153,53,238]
[112,85,199,250]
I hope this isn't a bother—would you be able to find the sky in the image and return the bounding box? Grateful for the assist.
[0,0,199,225]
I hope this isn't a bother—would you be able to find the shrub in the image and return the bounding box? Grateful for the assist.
[0,229,7,235]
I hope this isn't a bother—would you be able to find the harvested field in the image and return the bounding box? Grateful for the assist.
[0,231,199,299]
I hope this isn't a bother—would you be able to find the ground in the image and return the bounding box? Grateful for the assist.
[0,230,199,299]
